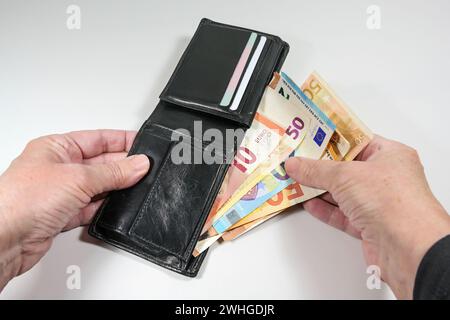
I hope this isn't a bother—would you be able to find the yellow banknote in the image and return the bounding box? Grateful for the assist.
[301,71,373,161]
[221,211,282,241]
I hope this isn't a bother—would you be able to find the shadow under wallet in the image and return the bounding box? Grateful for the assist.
[89,18,289,277]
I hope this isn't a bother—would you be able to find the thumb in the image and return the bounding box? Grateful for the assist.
[285,157,341,191]
[84,154,150,195]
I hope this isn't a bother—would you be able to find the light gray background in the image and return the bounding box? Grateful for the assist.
[1,0,449,299]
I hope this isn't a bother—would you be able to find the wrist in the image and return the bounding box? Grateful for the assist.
[0,192,23,290]
[381,198,450,299]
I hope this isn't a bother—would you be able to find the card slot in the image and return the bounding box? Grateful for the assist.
[228,35,268,111]
[160,20,249,110]
[219,32,258,108]
[142,124,227,159]
[159,19,279,127]
[229,38,272,113]
[144,101,243,160]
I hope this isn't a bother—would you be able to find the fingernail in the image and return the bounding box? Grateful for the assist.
[128,154,150,173]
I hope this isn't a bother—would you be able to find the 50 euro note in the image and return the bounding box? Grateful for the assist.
[193,84,336,256]
[301,71,373,161]
[221,71,374,240]
[199,87,305,236]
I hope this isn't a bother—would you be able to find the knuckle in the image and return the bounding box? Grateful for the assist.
[333,165,347,184]
[409,147,420,160]
[332,162,361,193]
[71,166,93,200]
[106,162,126,189]
[24,136,46,150]
[24,134,63,153]
[302,161,318,182]
[53,164,93,202]
[333,165,350,188]
[403,145,422,165]
[75,166,91,186]
[72,169,94,203]
[395,141,416,156]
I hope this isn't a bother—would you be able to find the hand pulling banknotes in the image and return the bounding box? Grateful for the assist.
[193,72,373,256]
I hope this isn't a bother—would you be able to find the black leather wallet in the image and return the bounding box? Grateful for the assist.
[89,18,289,277]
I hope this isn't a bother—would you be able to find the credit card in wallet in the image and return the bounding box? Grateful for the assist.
[220,32,267,110]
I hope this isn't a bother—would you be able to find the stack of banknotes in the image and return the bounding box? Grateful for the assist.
[193,71,373,256]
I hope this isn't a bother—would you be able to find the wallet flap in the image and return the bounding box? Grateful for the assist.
[160,18,288,127]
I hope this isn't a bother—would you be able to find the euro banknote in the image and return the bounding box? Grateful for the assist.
[301,71,373,161]
[195,166,296,256]
[221,211,282,241]
[193,81,336,255]
[242,71,373,218]
[219,72,374,240]
[226,147,339,230]
[220,149,344,241]
[212,107,334,235]
[199,87,309,235]
[212,163,295,233]
[193,87,312,256]
[193,86,313,256]
[210,81,336,226]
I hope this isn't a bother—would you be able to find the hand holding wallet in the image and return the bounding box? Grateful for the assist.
[89,18,289,277]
